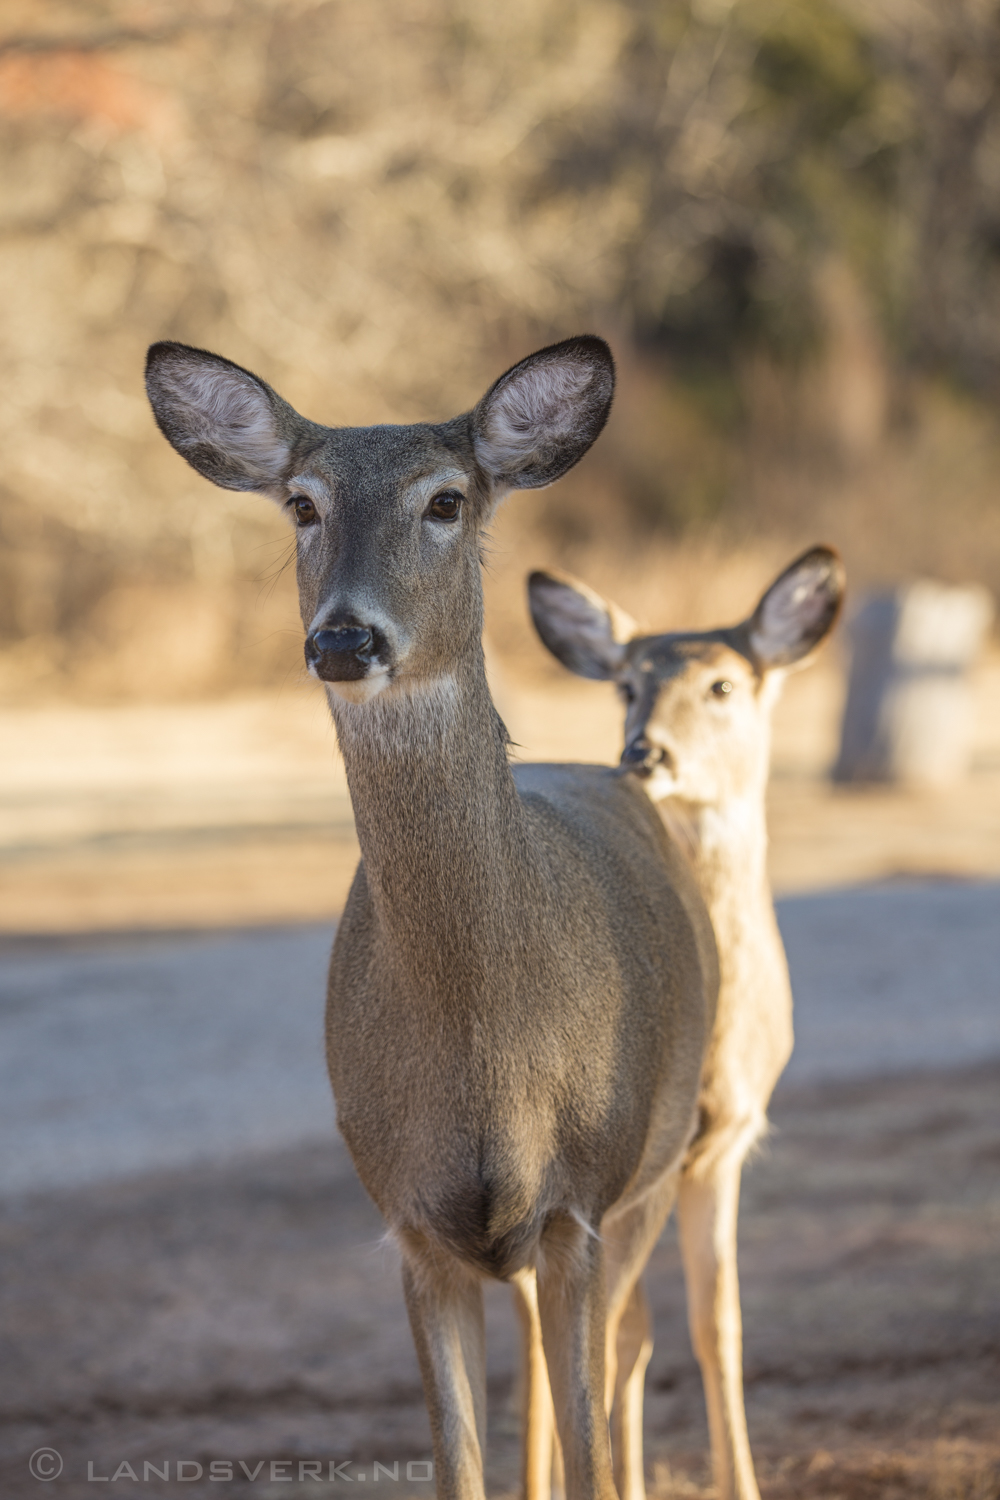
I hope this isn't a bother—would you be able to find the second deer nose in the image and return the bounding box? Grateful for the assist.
[621,738,668,777]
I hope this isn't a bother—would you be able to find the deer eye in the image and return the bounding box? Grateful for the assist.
[290,496,318,527]
[711,679,733,698]
[426,490,463,522]
[619,683,636,705]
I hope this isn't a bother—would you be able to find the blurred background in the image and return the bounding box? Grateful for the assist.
[2,5,999,1499]
[2,0,1000,928]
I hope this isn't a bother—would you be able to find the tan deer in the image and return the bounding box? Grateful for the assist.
[145,336,719,1500]
[528,548,845,1500]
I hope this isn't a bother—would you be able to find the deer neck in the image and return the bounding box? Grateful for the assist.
[661,787,772,951]
[326,641,531,984]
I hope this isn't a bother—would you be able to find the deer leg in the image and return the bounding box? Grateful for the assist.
[677,1161,760,1500]
[551,1412,567,1500]
[610,1281,653,1500]
[601,1169,680,1500]
[511,1268,559,1500]
[401,1249,487,1500]
[535,1215,616,1500]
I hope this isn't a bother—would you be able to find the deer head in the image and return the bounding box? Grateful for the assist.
[146,337,615,705]
[529,547,845,806]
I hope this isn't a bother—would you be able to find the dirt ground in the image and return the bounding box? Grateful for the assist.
[2,1062,998,1500]
[3,652,999,1498]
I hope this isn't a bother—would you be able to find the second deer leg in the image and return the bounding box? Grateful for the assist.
[401,1246,487,1500]
[601,1169,680,1500]
[536,1215,616,1500]
[610,1280,653,1500]
[677,1161,760,1500]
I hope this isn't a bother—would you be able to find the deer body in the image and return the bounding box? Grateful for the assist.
[328,673,709,1274]
[145,335,718,1500]
[664,733,793,1178]
[670,736,793,1500]
[529,549,845,1500]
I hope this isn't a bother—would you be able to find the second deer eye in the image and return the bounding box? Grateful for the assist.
[711,679,733,698]
[426,490,462,522]
[620,683,636,705]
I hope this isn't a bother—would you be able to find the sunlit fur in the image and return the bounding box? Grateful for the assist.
[527,547,844,1500]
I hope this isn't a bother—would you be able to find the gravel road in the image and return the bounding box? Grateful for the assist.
[1,880,997,1197]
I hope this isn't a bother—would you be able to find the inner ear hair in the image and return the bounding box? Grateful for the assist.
[748,545,846,669]
[528,569,634,681]
[145,342,308,493]
[473,336,615,491]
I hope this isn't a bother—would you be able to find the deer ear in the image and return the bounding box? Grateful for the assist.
[528,570,635,681]
[472,336,615,491]
[748,546,845,668]
[145,342,314,493]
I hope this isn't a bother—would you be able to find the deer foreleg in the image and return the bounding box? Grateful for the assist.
[401,1249,487,1500]
[677,1163,760,1500]
[536,1216,617,1500]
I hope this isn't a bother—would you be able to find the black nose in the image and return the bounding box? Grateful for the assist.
[305,623,378,682]
[314,627,372,656]
[620,738,667,778]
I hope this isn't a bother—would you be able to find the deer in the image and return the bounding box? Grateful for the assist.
[144,335,720,1500]
[528,546,845,1500]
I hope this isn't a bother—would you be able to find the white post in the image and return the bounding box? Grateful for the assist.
[833,580,993,787]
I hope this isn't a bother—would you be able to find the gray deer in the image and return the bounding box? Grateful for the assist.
[145,336,719,1500]
[529,547,845,1500]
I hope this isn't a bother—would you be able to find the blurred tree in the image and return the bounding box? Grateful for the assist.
[0,0,997,697]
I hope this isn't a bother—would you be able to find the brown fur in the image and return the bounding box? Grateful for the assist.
[146,336,719,1500]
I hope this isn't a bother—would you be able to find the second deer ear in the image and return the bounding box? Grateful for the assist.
[748,546,846,668]
[472,336,615,492]
[145,342,314,493]
[528,571,635,681]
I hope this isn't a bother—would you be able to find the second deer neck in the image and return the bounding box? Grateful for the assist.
[662,792,772,940]
[327,644,532,973]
